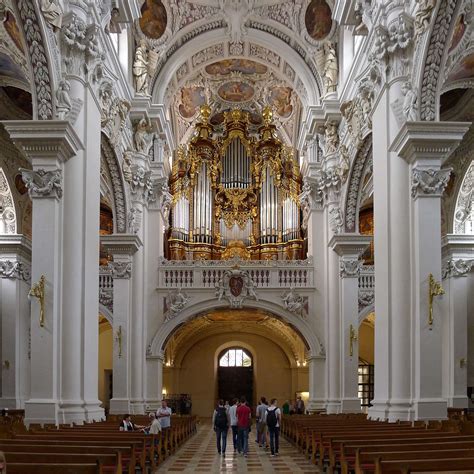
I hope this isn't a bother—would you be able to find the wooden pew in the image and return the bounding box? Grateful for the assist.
[375,456,474,474]
[7,463,100,474]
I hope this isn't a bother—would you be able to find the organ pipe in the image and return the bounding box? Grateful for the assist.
[167,106,304,260]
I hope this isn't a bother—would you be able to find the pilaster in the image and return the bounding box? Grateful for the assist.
[0,235,31,409]
[441,235,474,409]
[391,121,470,420]
[102,235,142,414]
[330,234,371,413]
[2,120,86,425]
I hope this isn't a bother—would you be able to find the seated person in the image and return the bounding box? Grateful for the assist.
[148,412,162,434]
[119,414,146,432]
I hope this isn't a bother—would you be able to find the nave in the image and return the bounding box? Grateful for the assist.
[156,421,319,474]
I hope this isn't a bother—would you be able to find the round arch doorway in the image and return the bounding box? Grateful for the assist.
[218,347,253,407]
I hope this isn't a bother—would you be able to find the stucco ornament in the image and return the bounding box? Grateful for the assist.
[337,145,350,184]
[165,288,190,322]
[40,0,63,30]
[442,259,474,279]
[215,268,258,308]
[134,118,155,155]
[282,287,305,317]
[219,0,254,43]
[108,261,132,279]
[414,0,436,38]
[411,168,452,198]
[20,169,62,199]
[0,260,31,282]
[133,39,150,96]
[158,183,173,231]
[325,120,339,155]
[340,259,362,278]
[401,81,418,121]
[322,42,338,94]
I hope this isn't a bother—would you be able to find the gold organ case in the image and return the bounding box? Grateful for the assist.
[167,105,305,260]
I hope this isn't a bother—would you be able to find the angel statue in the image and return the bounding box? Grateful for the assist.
[282,288,305,316]
[165,288,189,321]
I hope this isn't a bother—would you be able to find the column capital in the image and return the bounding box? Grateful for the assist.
[390,121,470,165]
[101,234,143,257]
[329,233,371,257]
[2,120,84,164]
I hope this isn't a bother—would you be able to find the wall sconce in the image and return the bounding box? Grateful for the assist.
[428,273,444,328]
[162,387,167,396]
[29,275,45,327]
[296,360,301,367]
[460,358,467,368]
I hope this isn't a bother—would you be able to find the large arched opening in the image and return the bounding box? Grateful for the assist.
[159,307,312,417]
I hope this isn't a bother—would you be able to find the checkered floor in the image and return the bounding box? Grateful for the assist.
[156,422,320,473]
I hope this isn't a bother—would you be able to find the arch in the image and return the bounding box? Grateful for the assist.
[453,158,474,234]
[344,136,372,233]
[358,303,375,325]
[149,298,322,359]
[99,305,113,325]
[416,0,461,121]
[100,134,128,233]
[14,0,55,120]
[151,28,322,106]
[0,167,17,234]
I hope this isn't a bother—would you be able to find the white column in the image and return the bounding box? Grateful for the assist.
[0,236,31,409]
[102,235,142,414]
[368,83,413,422]
[391,122,469,420]
[441,235,474,409]
[3,121,83,425]
[330,234,371,413]
[146,353,164,412]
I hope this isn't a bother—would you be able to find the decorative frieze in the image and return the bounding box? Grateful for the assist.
[108,261,132,279]
[442,259,474,279]
[20,168,63,199]
[0,260,31,282]
[411,168,452,198]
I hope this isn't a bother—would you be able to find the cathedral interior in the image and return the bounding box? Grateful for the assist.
[0,0,473,457]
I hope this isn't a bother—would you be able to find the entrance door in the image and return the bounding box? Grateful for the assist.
[218,348,253,408]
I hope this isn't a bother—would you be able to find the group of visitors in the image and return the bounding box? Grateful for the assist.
[282,396,306,415]
[119,400,172,434]
[212,396,284,457]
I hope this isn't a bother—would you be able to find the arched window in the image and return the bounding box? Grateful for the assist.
[454,160,474,234]
[219,348,252,367]
[0,167,16,234]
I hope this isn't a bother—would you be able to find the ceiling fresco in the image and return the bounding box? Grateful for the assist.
[304,0,333,41]
[139,0,168,39]
[205,59,268,76]
[217,81,255,103]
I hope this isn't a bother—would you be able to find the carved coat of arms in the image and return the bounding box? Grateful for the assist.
[215,268,258,308]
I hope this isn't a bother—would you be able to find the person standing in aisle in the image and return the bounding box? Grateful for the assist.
[265,399,281,457]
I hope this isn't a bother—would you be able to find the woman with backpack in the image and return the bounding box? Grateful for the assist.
[212,399,230,455]
[265,399,281,457]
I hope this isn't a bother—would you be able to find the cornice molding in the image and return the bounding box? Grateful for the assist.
[101,234,143,256]
[329,233,372,257]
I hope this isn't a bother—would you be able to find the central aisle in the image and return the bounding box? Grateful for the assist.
[156,421,320,473]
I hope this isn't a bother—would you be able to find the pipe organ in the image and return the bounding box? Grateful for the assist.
[167,105,304,260]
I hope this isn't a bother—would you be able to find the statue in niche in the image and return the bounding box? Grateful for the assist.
[56,80,72,120]
[134,118,154,154]
[133,39,150,95]
[401,82,418,121]
[40,0,63,30]
[323,42,338,94]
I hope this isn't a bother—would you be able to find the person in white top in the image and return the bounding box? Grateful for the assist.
[228,398,239,453]
[264,399,281,456]
[148,412,162,434]
[156,400,172,429]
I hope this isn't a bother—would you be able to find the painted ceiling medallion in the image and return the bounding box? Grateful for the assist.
[139,0,167,40]
[305,0,333,41]
[268,86,293,118]
[218,81,254,103]
[205,59,268,76]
